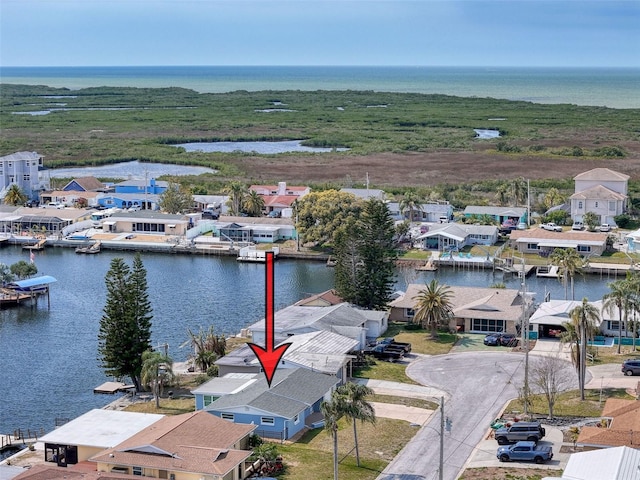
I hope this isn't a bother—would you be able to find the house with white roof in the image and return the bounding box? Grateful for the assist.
[541,445,640,480]
[214,330,360,381]
[38,409,164,467]
[387,201,453,223]
[415,223,498,251]
[247,303,375,348]
[570,167,629,226]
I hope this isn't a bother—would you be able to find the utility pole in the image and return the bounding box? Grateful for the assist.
[439,396,444,480]
[521,256,530,416]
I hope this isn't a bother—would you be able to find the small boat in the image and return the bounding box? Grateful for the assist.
[75,241,101,254]
[536,265,559,278]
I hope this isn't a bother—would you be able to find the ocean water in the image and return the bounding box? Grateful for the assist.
[1,66,638,109]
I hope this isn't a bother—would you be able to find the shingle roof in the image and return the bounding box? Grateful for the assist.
[463,206,527,216]
[577,399,640,448]
[295,289,344,306]
[90,411,255,477]
[574,168,629,182]
[570,184,627,201]
[207,368,339,418]
[62,176,105,191]
[390,284,525,321]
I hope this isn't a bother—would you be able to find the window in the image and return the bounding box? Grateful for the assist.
[577,245,591,253]
[203,395,218,407]
[608,321,625,331]
[132,466,143,476]
[609,201,616,212]
[405,308,415,318]
[578,201,583,209]
[23,174,30,182]
[221,413,234,421]
[261,417,275,426]
[595,201,599,208]
[471,319,506,333]
[293,414,300,425]
[527,243,539,250]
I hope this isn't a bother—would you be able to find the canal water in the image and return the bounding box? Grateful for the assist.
[0,245,611,435]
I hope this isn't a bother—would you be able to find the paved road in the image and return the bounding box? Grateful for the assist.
[376,351,580,480]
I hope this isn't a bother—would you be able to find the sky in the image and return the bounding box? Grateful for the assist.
[1,0,638,68]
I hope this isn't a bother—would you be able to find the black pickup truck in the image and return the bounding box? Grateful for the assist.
[363,344,405,360]
[375,337,412,353]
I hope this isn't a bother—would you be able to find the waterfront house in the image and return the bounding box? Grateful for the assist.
[463,206,527,225]
[37,409,164,467]
[508,228,608,256]
[213,330,359,381]
[247,303,373,348]
[0,151,44,202]
[61,176,105,193]
[90,410,255,480]
[205,367,339,441]
[200,217,297,244]
[193,373,260,410]
[415,223,498,251]
[0,206,93,236]
[389,284,532,334]
[570,167,629,226]
[102,211,190,236]
[576,399,640,449]
[95,178,168,210]
[294,289,343,307]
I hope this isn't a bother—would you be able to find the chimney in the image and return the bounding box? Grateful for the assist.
[278,182,286,196]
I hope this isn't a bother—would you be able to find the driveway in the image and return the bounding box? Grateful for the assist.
[376,352,579,480]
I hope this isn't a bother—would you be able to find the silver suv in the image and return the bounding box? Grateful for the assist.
[495,421,546,445]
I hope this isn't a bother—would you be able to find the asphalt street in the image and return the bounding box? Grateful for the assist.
[376,351,581,480]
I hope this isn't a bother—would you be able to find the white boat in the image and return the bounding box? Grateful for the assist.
[237,245,279,262]
[536,265,559,278]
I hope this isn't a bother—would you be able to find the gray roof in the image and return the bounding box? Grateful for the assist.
[340,188,386,200]
[0,151,42,162]
[192,373,259,396]
[574,167,629,182]
[463,206,527,216]
[110,211,187,221]
[215,331,359,374]
[248,303,368,334]
[206,368,338,419]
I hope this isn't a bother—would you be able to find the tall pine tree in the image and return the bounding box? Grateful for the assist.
[98,254,153,392]
[334,198,397,309]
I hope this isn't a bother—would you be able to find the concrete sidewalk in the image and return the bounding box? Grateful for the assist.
[353,378,448,401]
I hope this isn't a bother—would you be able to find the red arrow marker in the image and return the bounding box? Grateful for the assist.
[248,251,291,387]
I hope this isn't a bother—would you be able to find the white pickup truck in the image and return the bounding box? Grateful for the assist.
[540,223,563,232]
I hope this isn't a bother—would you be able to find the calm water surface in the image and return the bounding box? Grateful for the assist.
[0,245,611,434]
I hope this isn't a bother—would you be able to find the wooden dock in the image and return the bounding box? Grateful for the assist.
[93,381,135,394]
[22,238,47,250]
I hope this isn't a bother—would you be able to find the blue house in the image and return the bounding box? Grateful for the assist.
[114,178,168,195]
[205,368,339,441]
[97,178,169,210]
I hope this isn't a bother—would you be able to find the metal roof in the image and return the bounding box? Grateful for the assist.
[9,275,57,288]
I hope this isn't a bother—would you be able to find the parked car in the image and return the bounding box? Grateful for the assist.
[363,344,404,361]
[496,441,553,464]
[540,222,563,232]
[494,421,546,445]
[483,333,518,347]
[598,224,612,232]
[621,359,640,376]
[375,337,412,353]
[572,221,584,230]
[483,333,502,346]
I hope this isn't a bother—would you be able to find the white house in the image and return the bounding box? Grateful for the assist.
[416,223,498,251]
[387,201,453,223]
[570,168,629,226]
[0,151,44,201]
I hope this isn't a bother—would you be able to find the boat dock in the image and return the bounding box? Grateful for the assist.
[93,381,136,394]
[22,238,46,250]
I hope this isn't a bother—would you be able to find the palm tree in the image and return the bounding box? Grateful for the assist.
[243,190,265,217]
[603,279,631,354]
[511,176,527,207]
[559,320,580,374]
[321,390,347,480]
[494,183,510,206]
[223,181,247,215]
[412,279,454,339]
[182,326,226,372]
[550,248,584,300]
[4,184,27,206]
[543,187,565,210]
[140,349,175,408]
[337,382,376,467]
[569,298,600,400]
[399,190,423,223]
